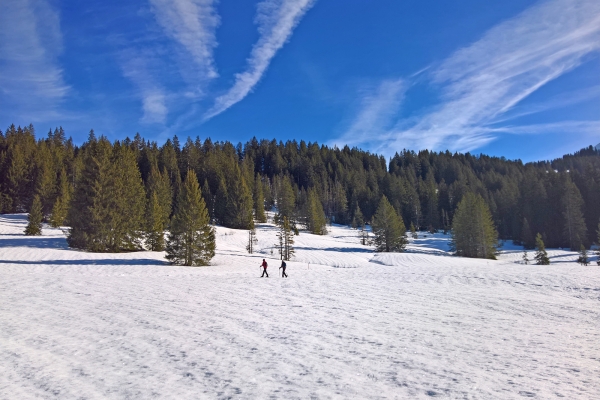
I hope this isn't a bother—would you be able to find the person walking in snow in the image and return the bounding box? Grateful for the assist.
[279,260,288,278]
[260,259,269,277]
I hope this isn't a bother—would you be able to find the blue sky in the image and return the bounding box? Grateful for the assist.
[1,0,599,162]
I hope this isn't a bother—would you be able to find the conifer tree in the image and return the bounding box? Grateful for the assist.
[166,170,215,266]
[359,224,369,246]
[253,174,267,223]
[451,192,498,259]
[522,250,529,265]
[68,139,145,252]
[534,233,550,265]
[246,227,258,254]
[372,196,408,252]
[577,244,588,266]
[276,175,295,221]
[305,188,327,235]
[50,167,70,228]
[410,222,418,239]
[276,216,294,261]
[351,202,364,229]
[25,195,43,236]
[146,192,166,251]
[521,218,535,249]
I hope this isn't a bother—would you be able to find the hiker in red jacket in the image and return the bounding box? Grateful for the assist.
[260,259,269,277]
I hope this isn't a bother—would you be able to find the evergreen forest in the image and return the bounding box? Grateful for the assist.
[1,123,599,254]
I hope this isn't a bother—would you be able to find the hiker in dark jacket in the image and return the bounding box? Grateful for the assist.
[260,259,269,277]
[279,260,288,278]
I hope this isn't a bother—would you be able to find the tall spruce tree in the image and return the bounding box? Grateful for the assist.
[371,195,408,252]
[305,188,327,235]
[67,139,146,252]
[276,216,294,261]
[24,195,43,236]
[50,167,71,227]
[534,233,550,265]
[451,192,499,259]
[253,174,267,223]
[166,170,215,266]
[146,192,166,251]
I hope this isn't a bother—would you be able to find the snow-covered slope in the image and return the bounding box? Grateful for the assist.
[1,214,599,399]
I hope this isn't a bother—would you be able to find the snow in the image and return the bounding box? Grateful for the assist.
[1,214,599,399]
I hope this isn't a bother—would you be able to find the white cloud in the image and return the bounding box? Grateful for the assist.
[0,0,69,121]
[203,0,316,120]
[339,0,600,155]
[149,0,220,80]
[329,79,406,149]
[121,56,168,124]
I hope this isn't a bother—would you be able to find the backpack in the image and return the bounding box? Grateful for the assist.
[282,261,286,267]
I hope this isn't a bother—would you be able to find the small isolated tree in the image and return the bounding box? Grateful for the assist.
[246,226,258,254]
[25,195,43,236]
[359,224,369,246]
[534,233,550,265]
[522,250,529,265]
[372,196,408,252]
[276,216,294,261]
[410,222,418,239]
[451,193,498,259]
[577,244,589,266]
[166,170,215,266]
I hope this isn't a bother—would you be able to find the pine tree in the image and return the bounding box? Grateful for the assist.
[253,174,267,223]
[305,188,327,235]
[49,167,70,227]
[24,194,43,236]
[246,227,258,254]
[67,139,145,252]
[146,192,165,251]
[410,222,418,239]
[522,250,529,265]
[144,164,172,250]
[276,216,294,261]
[534,233,550,265]
[521,218,535,249]
[359,224,369,246]
[352,202,364,229]
[577,244,588,266]
[451,192,499,259]
[372,196,408,252]
[166,170,215,266]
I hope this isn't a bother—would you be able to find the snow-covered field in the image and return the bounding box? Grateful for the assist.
[1,214,599,399]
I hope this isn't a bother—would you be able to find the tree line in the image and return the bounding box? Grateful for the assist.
[2,124,599,263]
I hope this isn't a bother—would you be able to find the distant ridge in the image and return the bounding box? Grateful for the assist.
[596,142,600,151]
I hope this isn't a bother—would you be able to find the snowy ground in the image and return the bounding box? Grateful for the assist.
[1,214,599,399]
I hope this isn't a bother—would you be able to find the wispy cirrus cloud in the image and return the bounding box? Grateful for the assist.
[149,0,220,80]
[0,0,69,121]
[331,79,406,149]
[203,0,316,120]
[120,55,168,124]
[339,0,600,155]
